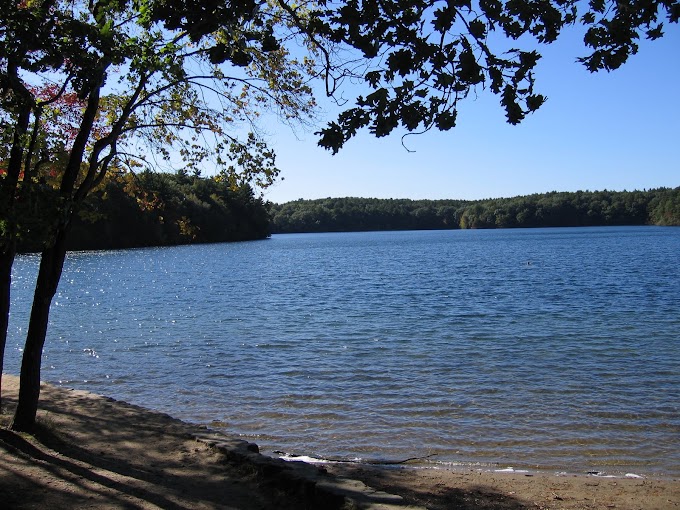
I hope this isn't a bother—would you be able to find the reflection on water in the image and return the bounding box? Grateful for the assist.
[6,227,680,476]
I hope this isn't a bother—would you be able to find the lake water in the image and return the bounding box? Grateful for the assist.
[5,227,680,476]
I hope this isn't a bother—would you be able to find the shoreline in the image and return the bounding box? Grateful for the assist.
[2,374,678,509]
[274,451,679,482]
[46,379,677,482]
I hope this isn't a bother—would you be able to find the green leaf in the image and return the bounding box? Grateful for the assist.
[458,49,484,85]
[468,19,487,39]
[365,71,381,87]
[364,88,389,106]
[435,110,457,130]
[526,94,546,112]
[581,12,596,24]
[386,49,414,77]
[589,0,606,13]
[432,7,455,33]
[646,24,664,40]
[316,123,345,154]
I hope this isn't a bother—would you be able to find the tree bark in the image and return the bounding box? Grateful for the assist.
[0,103,31,406]
[10,226,69,432]
[0,244,17,406]
[10,69,104,430]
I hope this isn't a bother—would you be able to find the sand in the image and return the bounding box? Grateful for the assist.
[325,464,679,509]
[1,374,678,509]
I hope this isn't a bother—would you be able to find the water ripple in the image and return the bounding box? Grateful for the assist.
[7,227,680,476]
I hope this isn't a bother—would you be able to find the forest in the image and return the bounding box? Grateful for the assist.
[17,171,270,253]
[269,187,680,233]
[19,182,679,253]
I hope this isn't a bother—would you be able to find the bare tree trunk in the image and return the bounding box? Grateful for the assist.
[10,226,69,432]
[0,244,16,406]
[9,69,103,430]
[0,105,31,406]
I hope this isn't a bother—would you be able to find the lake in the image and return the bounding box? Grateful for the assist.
[5,226,680,476]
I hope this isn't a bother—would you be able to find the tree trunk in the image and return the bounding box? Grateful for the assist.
[9,69,104,430]
[0,244,17,406]
[0,105,31,406]
[10,226,69,432]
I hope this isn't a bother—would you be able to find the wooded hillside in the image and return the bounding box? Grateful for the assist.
[21,184,679,253]
[18,172,270,252]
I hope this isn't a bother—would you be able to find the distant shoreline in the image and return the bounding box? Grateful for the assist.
[270,188,680,233]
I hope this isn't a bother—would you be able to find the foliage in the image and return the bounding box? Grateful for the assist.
[647,187,680,226]
[0,0,318,430]
[1,0,317,255]
[2,0,678,241]
[14,171,270,252]
[304,0,680,152]
[269,188,680,233]
[2,0,678,245]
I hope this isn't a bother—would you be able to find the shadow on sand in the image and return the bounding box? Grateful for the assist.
[1,380,530,509]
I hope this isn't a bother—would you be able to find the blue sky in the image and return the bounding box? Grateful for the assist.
[260,24,679,204]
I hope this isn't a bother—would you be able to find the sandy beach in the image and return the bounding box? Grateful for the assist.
[1,374,678,509]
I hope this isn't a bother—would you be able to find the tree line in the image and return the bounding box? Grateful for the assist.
[17,171,270,253]
[23,183,678,254]
[2,0,677,432]
[269,188,680,233]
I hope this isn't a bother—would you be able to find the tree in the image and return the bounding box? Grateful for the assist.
[0,0,69,407]
[1,0,315,429]
[1,0,677,429]
[59,171,271,251]
[307,0,678,152]
[269,189,680,232]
